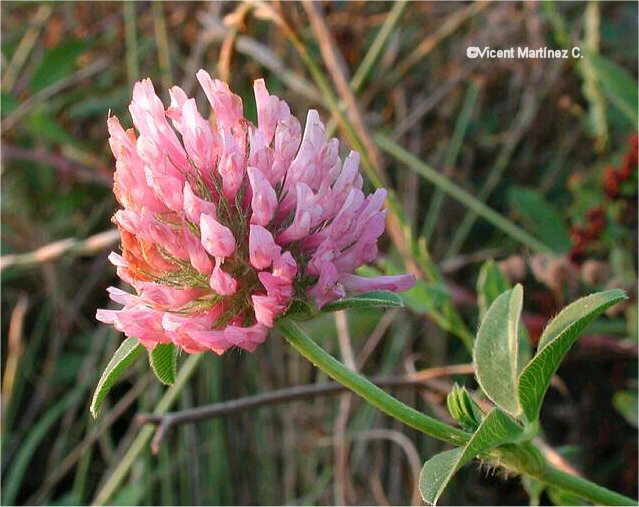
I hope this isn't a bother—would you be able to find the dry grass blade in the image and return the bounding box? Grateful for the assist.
[1,294,29,412]
[2,4,52,92]
[303,0,386,177]
[0,229,120,272]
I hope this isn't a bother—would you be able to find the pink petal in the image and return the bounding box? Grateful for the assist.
[248,166,277,226]
[200,214,235,258]
[253,78,291,145]
[272,251,297,281]
[217,129,246,201]
[249,225,280,270]
[308,261,345,308]
[184,230,213,275]
[258,271,294,303]
[209,260,237,296]
[196,70,243,129]
[225,323,269,352]
[183,181,217,224]
[340,274,416,293]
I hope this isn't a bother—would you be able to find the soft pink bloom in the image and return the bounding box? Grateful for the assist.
[97,71,415,354]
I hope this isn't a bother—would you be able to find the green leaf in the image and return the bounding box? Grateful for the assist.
[586,52,638,125]
[507,187,572,253]
[474,285,524,417]
[518,289,627,422]
[321,291,403,313]
[149,343,178,385]
[90,338,142,417]
[419,448,464,505]
[419,408,524,505]
[477,260,510,319]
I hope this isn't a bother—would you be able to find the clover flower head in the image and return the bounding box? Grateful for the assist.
[96,70,415,354]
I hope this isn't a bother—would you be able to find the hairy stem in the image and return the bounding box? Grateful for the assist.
[278,318,637,506]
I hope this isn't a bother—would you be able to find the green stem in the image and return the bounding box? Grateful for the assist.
[541,466,636,506]
[278,319,637,506]
[92,354,202,505]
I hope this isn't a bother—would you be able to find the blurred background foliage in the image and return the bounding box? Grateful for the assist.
[1,1,637,505]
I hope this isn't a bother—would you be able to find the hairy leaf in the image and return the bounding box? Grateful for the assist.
[518,289,627,422]
[474,285,523,417]
[90,338,142,417]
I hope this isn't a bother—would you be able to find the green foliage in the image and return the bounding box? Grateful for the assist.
[419,408,524,505]
[474,285,523,417]
[585,52,638,125]
[446,384,483,432]
[421,287,629,505]
[149,343,178,385]
[90,338,143,417]
[507,187,572,253]
[518,289,627,422]
[320,290,404,312]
